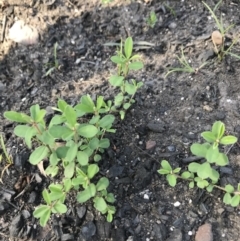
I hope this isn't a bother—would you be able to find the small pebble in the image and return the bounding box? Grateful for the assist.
[144,194,149,200]
[174,201,181,207]
[168,22,177,29]
[146,140,156,150]
[195,223,213,241]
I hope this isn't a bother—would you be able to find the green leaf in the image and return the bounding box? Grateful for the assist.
[115,93,124,102]
[206,146,219,163]
[77,183,96,203]
[209,169,219,182]
[33,205,50,218]
[99,139,110,148]
[89,115,100,125]
[65,105,77,127]
[201,131,216,143]
[14,125,31,137]
[29,146,49,165]
[94,197,108,213]
[49,115,64,127]
[75,103,94,114]
[188,162,200,173]
[111,55,123,64]
[197,162,212,179]
[63,178,72,192]
[42,189,51,205]
[158,169,170,175]
[89,137,99,150]
[64,161,75,178]
[123,103,131,110]
[77,151,89,166]
[96,96,104,110]
[161,160,172,172]
[72,177,85,187]
[49,125,74,139]
[4,111,32,123]
[56,146,68,159]
[87,164,99,179]
[78,124,98,138]
[49,183,63,192]
[124,37,133,59]
[81,95,95,109]
[231,195,240,207]
[125,82,136,95]
[166,174,177,187]
[128,61,144,70]
[39,209,51,227]
[197,179,209,189]
[49,191,64,202]
[58,99,68,112]
[52,202,67,214]
[39,130,55,146]
[106,193,115,203]
[212,121,225,139]
[66,143,78,162]
[189,181,194,188]
[109,75,124,87]
[45,165,59,177]
[217,153,229,166]
[96,177,109,191]
[30,105,46,122]
[223,193,232,205]
[173,167,181,173]
[220,136,237,145]
[181,171,191,179]
[98,115,115,129]
[225,184,235,193]
[94,154,101,162]
[206,184,214,192]
[190,143,210,158]
[120,110,125,120]
[107,212,113,222]
[49,152,59,166]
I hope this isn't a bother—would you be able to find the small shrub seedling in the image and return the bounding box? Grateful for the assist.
[110,37,144,119]
[4,37,144,227]
[158,121,240,207]
[4,100,116,226]
[147,11,157,28]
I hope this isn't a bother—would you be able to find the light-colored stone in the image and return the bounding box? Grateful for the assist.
[9,20,39,45]
[211,30,223,45]
[195,223,213,241]
[146,140,156,150]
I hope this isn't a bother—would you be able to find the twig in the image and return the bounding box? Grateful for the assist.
[1,15,7,42]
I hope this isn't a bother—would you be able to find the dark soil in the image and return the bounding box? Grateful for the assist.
[1,0,240,240]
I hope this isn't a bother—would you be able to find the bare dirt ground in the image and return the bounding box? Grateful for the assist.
[1,0,240,240]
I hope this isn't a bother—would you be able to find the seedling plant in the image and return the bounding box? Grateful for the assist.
[165,47,208,77]
[158,121,240,207]
[147,11,157,28]
[203,1,240,61]
[166,0,240,77]
[4,37,144,227]
[110,37,143,119]
[44,42,59,77]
